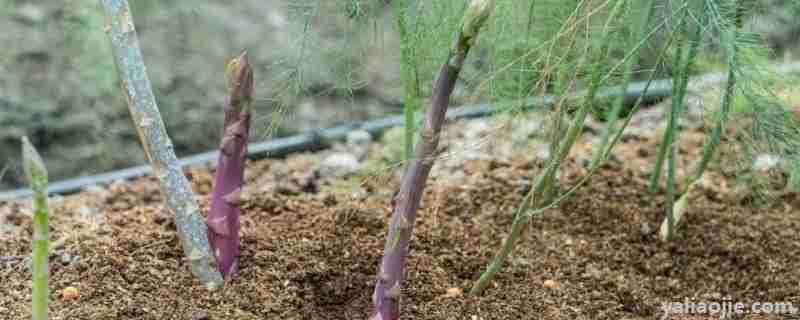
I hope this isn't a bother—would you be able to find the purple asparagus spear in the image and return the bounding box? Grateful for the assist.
[371,1,495,319]
[207,51,254,279]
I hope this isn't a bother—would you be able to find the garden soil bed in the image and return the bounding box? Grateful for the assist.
[1,115,799,320]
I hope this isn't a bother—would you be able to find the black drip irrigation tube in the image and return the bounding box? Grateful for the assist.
[2,63,799,201]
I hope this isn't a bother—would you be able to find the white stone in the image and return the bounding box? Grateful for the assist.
[512,119,544,146]
[346,130,373,160]
[17,4,45,24]
[464,119,491,141]
[78,206,100,219]
[753,154,782,171]
[319,153,361,178]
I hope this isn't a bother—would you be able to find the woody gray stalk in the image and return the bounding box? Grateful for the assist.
[100,0,223,289]
[370,1,495,319]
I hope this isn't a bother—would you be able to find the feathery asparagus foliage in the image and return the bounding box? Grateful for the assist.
[517,7,697,224]
[590,0,657,166]
[371,1,495,318]
[469,0,714,295]
[330,0,798,300]
[654,0,799,240]
[471,0,635,296]
[100,0,223,289]
[22,136,49,320]
[207,52,254,279]
[660,0,742,241]
[396,0,422,161]
[649,2,705,194]
[725,17,800,196]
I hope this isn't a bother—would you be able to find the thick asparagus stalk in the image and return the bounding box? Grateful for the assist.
[370,1,495,319]
[22,137,49,320]
[207,52,254,279]
[100,0,223,289]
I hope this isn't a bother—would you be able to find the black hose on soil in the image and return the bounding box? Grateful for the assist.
[3,63,800,201]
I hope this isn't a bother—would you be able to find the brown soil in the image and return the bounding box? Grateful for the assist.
[1,117,799,320]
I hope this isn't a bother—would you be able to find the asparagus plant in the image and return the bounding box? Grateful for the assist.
[100,0,223,289]
[648,3,704,193]
[660,0,739,241]
[206,52,254,279]
[370,1,495,319]
[470,0,680,295]
[656,12,693,239]
[22,137,49,320]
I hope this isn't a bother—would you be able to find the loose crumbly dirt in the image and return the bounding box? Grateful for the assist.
[1,113,799,320]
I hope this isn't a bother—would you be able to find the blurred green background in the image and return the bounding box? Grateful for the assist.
[1,0,798,191]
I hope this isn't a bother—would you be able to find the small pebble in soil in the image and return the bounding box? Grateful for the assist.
[319,152,361,178]
[640,222,653,236]
[61,286,80,301]
[535,146,551,161]
[48,195,65,209]
[346,130,373,160]
[543,279,561,290]
[464,119,491,141]
[511,118,545,146]
[518,178,532,195]
[289,169,319,194]
[54,250,80,266]
[191,311,210,320]
[351,187,368,201]
[583,264,603,279]
[78,206,101,219]
[441,287,463,298]
[753,154,782,171]
[0,223,19,237]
